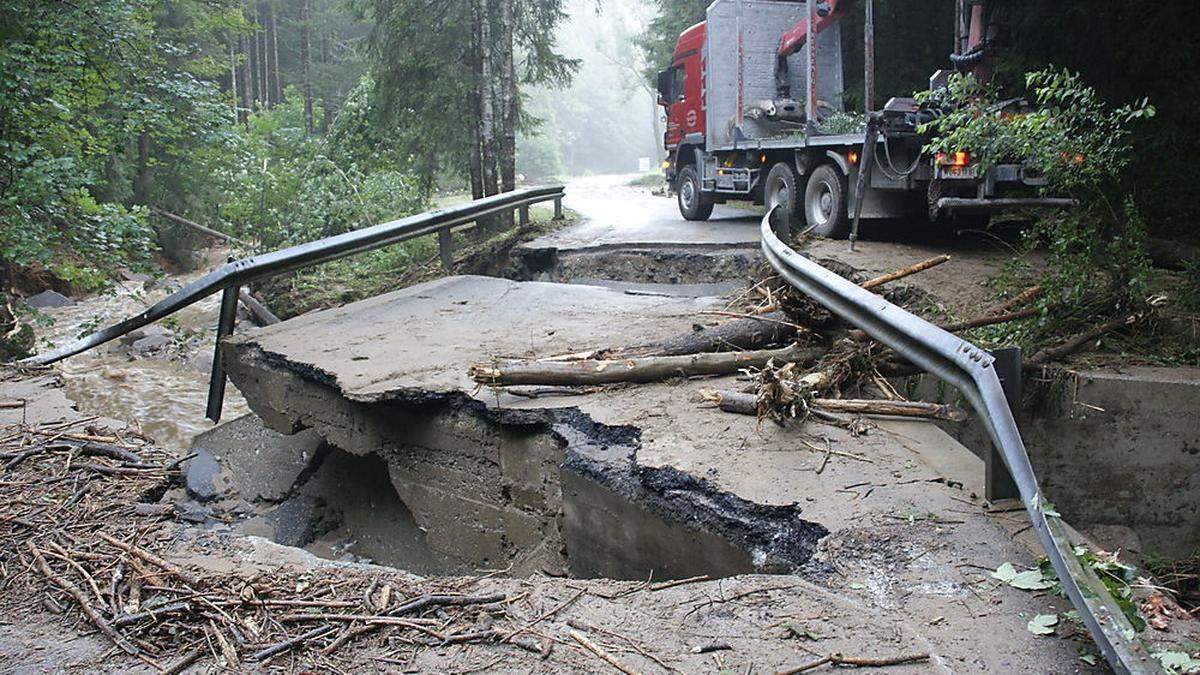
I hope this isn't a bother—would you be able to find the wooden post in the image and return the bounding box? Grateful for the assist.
[553,197,564,220]
[519,205,529,226]
[438,229,454,270]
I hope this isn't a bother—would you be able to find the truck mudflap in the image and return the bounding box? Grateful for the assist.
[761,205,1164,675]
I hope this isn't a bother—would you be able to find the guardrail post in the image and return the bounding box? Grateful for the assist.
[986,346,1022,502]
[553,197,564,220]
[205,284,240,423]
[519,205,530,226]
[438,228,454,270]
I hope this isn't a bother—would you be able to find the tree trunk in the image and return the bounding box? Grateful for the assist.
[300,0,314,134]
[270,6,281,105]
[134,133,151,204]
[257,3,268,107]
[611,312,801,359]
[237,34,252,126]
[472,0,497,198]
[497,0,516,193]
[248,3,260,107]
[229,39,241,124]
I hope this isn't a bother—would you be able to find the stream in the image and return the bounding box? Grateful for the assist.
[33,253,251,453]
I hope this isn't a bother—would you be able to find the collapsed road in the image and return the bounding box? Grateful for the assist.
[7,177,1199,673]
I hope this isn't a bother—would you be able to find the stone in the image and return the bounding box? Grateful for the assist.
[184,448,222,502]
[24,290,74,309]
[131,333,173,354]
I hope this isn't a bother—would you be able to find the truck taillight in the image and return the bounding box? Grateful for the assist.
[848,150,859,164]
[936,151,970,167]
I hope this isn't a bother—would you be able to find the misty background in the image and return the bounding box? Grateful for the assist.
[518,0,662,179]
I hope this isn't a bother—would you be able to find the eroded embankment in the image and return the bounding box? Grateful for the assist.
[511,243,763,288]
[214,341,827,580]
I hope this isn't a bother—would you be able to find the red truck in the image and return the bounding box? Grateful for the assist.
[656,0,1070,240]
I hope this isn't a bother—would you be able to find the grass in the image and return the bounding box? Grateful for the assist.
[628,172,666,188]
[258,210,576,318]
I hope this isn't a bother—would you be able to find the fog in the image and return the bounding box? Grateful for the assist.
[518,0,662,179]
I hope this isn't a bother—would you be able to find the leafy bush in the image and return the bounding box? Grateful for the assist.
[919,69,1156,315]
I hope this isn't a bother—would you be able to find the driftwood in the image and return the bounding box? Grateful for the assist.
[612,311,801,358]
[707,390,966,421]
[859,255,950,290]
[470,343,820,387]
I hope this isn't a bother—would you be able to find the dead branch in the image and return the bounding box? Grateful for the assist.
[1029,313,1141,365]
[939,307,1040,333]
[251,625,336,662]
[859,255,950,290]
[987,285,1042,314]
[470,343,820,387]
[97,532,201,588]
[569,629,642,675]
[28,543,139,655]
[705,390,963,421]
[777,651,929,674]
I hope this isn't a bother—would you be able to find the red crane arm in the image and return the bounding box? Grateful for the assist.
[777,0,845,57]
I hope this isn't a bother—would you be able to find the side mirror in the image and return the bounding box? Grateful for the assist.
[656,68,673,107]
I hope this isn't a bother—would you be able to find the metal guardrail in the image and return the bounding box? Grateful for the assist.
[760,207,1159,675]
[22,185,567,422]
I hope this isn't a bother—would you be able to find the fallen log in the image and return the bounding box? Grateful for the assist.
[239,289,280,326]
[612,311,802,358]
[859,255,951,290]
[706,390,966,421]
[470,343,820,387]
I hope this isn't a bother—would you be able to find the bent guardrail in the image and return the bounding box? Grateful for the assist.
[22,185,567,422]
[760,207,1159,675]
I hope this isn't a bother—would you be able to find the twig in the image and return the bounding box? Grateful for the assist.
[777,652,929,674]
[938,307,1039,333]
[1029,313,1141,365]
[251,625,335,662]
[28,543,139,655]
[97,532,201,588]
[649,574,709,591]
[160,648,205,675]
[569,629,642,675]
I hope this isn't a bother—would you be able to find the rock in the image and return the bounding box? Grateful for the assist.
[119,324,173,346]
[119,269,152,284]
[131,333,173,354]
[184,448,222,502]
[174,502,212,524]
[24,290,75,309]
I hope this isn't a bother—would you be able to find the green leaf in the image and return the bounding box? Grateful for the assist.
[991,562,1018,583]
[1027,613,1058,636]
[1152,651,1200,673]
[1010,570,1056,591]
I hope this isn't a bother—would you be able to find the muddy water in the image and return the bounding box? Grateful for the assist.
[34,258,250,453]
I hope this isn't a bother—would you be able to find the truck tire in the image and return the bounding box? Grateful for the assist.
[765,162,801,232]
[677,165,713,221]
[804,164,849,238]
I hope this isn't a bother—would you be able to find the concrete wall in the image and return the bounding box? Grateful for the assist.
[914,366,1200,557]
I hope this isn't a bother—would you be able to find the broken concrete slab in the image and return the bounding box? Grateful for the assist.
[189,413,324,503]
[219,273,1112,670]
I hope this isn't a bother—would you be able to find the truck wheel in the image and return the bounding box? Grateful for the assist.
[804,164,849,238]
[765,162,800,232]
[677,165,713,221]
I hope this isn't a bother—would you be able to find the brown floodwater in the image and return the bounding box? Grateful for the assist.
[34,259,250,453]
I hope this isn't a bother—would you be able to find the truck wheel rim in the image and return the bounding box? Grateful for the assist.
[809,181,833,225]
[681,179,696,210]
